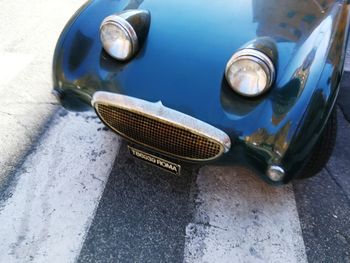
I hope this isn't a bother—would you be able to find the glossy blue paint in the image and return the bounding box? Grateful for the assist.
[53,0,350,183]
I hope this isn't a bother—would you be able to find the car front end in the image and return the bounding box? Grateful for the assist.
[53,0,350,184]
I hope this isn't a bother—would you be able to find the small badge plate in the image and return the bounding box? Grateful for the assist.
[128,146,181,176]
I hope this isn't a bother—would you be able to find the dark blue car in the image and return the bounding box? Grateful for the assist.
[52,0,350,184]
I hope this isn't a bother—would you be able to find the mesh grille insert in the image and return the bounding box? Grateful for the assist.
[95,103,223,161]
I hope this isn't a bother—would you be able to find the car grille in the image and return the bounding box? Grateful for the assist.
[93,92,231,162]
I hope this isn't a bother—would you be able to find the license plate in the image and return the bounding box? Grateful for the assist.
[128,146,181,176]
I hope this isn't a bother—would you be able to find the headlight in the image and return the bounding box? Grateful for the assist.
[100,10,150,61]
[225,49,275,97]
[100,14,138,61]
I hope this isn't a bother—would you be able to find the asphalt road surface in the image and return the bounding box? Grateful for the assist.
[1,97,349,263]
[0,1,350,263]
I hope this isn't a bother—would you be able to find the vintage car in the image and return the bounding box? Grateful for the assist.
[52,0,350,184]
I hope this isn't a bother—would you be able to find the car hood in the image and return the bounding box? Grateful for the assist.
[98,0,336,111]
[57,0,340,118]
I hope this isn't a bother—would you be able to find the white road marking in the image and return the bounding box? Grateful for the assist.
[0,54,33,85]
[184,166,307,263]
[0,0,86,193]
[0,111,120,263]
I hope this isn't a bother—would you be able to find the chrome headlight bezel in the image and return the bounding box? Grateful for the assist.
[225,49,276,97]
[100,15,139,61]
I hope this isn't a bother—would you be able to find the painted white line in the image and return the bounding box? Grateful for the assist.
[0,0,87,189]
[0,111,120,263]
[184,166,307,263]
[0,53,33,86]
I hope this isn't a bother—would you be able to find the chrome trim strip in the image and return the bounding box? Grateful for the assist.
[92,92,232,160]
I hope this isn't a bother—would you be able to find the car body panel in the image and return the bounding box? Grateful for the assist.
[53,0,350,183]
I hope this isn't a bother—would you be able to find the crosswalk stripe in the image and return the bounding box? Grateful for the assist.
[0,53,33,86]
[184,166,307,263]
[0,111,120,263]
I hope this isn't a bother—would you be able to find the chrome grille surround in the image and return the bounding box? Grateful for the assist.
[92,91,231,162]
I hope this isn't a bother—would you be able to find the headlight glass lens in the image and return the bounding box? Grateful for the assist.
[226,59,268,96]
[100,22,133,61]
[225,50,275,97]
